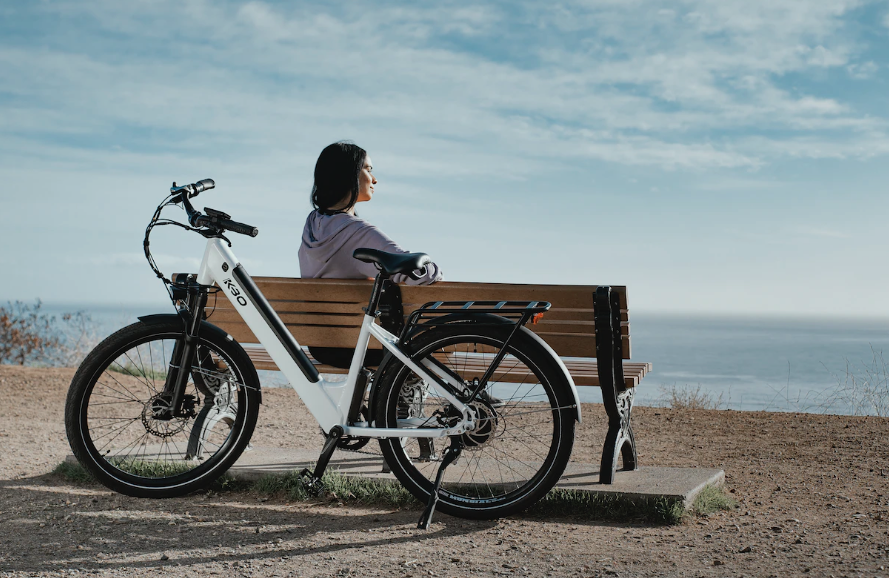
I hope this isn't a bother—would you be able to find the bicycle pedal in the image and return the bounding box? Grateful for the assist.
[299,468,325,496]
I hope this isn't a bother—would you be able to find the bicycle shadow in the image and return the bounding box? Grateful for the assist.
[0,474,495,574]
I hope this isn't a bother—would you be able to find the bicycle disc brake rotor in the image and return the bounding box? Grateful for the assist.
[141,394,192,438]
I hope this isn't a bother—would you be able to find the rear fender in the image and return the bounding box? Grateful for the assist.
[370,313,581,424]
[521,327,582,423]
[399,312,511,346]
[368,312,509,421]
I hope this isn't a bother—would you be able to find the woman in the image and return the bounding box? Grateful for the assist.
[298,141,442,284]
[299,141,442,369]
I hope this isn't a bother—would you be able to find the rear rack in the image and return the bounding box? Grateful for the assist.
[404,300,551,331]
[399,300,554,405]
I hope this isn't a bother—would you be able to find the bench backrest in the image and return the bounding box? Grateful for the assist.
[209,278,631,359]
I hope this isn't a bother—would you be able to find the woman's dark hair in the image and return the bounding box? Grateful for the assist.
[311,141,367,215]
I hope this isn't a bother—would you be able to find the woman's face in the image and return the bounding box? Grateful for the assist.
[356,156,376,204]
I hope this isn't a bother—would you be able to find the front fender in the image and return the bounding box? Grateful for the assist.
[137,313,185,327]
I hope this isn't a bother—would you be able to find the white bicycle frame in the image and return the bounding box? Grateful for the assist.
[196,238,475,439]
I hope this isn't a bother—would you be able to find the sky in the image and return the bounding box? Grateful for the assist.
[1,0,889,316]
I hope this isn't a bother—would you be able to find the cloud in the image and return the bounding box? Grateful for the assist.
[847,61,879,79]
[0,0,887,179]
[5,0,889,314]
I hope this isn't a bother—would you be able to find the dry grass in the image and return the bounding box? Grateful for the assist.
[690,484,737,515]
[657,384,727,410]
[54,461,686,524]
[824,347,889,417]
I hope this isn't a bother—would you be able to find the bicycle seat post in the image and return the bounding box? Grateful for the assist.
[364,271,390,317]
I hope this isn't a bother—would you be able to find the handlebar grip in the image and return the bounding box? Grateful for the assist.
[220,219,259,237]
[193,179,215,193]
[408,265,428,281]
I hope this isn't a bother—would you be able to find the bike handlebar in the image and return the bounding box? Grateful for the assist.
[171,178,215,200]
[171,178,259,238]
[194,215,259,237]
[193,178,215,193]
[221,219,259,237]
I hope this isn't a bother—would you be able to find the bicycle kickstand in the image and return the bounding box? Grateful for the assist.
[417,436,463,530]
[300,425,344,495]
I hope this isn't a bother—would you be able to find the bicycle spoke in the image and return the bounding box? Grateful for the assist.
[381,323,575,519]
[97,370,145,404]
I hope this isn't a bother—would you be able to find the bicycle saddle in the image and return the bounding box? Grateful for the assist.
[353,248,431,276]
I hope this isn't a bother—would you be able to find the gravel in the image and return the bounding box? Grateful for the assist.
[1,364,887,577]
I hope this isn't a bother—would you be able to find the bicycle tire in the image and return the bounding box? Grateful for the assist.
[372,323,576,520]
[64,318,260,498]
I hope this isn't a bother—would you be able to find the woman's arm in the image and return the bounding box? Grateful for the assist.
[348,223,442,285]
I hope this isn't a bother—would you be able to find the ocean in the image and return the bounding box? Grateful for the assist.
[35,302,889,416]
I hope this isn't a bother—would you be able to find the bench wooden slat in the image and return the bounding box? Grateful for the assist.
[212,321,386,350]
[402,305,630,323]
[211,319,631,355]
[213,279,633,359]
[251,278,373,302]
[210,310,364,326]
[525,333,631,360]
[400,282,628,310]
[399,305,629,325]
[213,301,369,315]
[240,345,650,388]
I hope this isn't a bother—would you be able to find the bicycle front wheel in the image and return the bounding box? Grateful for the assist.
[373,323,576,520]
[65,318,260,498]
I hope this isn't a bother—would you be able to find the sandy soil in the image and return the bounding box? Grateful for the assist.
[0,364,887,577]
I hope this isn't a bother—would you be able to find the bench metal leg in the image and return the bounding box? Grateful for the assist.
[600,388,637,484]
[594,287,639,484]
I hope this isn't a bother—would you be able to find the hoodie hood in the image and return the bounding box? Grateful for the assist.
[298,209,443,284]
[300,210,366,264]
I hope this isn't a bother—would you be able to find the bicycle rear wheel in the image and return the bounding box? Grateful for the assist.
[65,318,260,498]
[372,323,576,520]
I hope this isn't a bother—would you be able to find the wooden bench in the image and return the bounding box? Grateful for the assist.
[209,278,651,483]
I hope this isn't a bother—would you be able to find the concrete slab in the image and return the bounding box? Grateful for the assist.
[66,447,723,508]
[223,447,723,508]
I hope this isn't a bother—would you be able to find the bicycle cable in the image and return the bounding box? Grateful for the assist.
[143,193,219,307]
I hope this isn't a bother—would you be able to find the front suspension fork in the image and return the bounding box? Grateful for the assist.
[161,287,209,418]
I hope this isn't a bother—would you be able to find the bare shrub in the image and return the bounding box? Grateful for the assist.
[0,300,59,365]
[51,310,100,367]
[763,364,830,414]
[658,384,727,410]
[0,300,98,367]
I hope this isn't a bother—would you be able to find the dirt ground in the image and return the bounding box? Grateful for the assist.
[0,365,887,577]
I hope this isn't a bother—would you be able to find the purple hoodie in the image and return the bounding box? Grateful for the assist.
[298,210,442,285]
